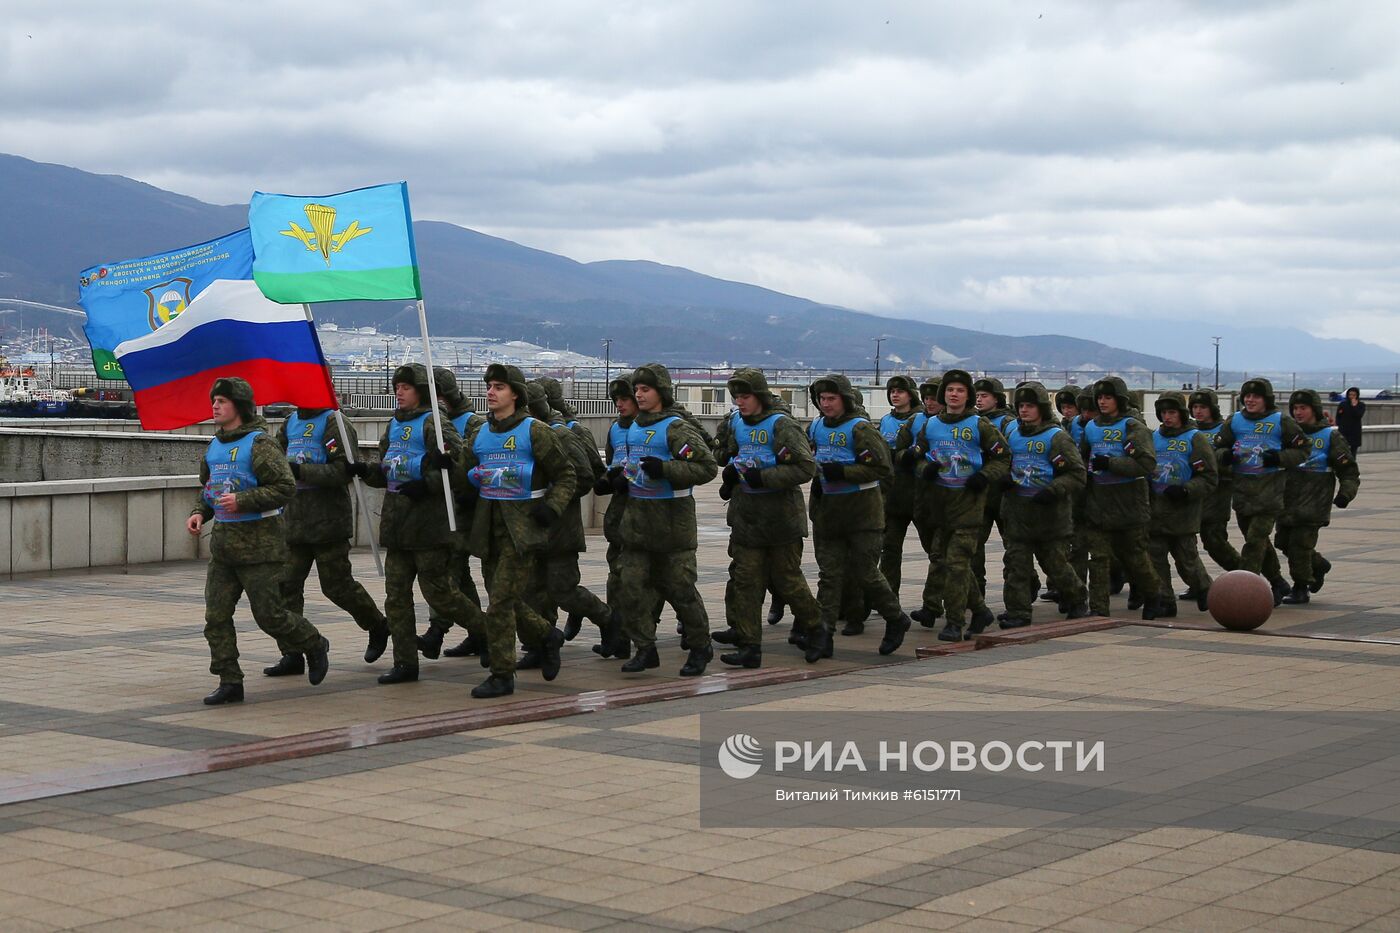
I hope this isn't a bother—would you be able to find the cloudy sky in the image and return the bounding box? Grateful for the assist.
[6,1,1400,351]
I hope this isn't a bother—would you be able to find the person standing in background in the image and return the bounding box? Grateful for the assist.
[1335,387,1366,454]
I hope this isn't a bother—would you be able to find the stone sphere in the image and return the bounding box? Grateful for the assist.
[1207,570,1274,631]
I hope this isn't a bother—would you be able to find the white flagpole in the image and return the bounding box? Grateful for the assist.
[302,304,383,576]
[415,299,457,532]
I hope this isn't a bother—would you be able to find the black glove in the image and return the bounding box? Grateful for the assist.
[1091,455,1112,472]
[640,457,665,479]
[921,461,941,482]
[592,476,614,497]
[898,447,923,471]
[1334,493,1351,509]
[456,483,479,506]
[1217,449,1234,466]
[423,447,453,470]
[531,502,557,527]
[965,471,989,493]
[820,462,845,482]
[718,482,735,502]
[345,461,373,480]
[1164,485,1189,503]
[722,463,740,485]
[743,467,764,488]
[810,477,824,498]
[1260,449,1281,468]
[396,480,428,500]
[1032,487,1056,505]
[289,462,302,479]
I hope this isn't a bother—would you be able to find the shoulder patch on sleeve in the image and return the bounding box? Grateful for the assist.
[777,446,792,463]
[678,443,695,460]
[857,448,876,463]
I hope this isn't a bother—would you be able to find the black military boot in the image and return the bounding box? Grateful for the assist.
[621,645,660,673]
[562,613,585,642]
[540,627,565,681]
[1178,587,1199,602]
[1065,603,1090,620]
[910,607,939,628]
[417,625,445,660]
[788,628,808,649]
[1110,568,1126,595]
[937,620,964,642]
[1282,585,1310,605]
[1040,589,1061,604]
[1159,601,1178,618]
[679,644,713,677]
[711,627,740,645]
[766,600,786,625]
[1127,587,1144,611]
[1141,596,1161,621]
[517,648,542,670]
[840,619,865,636]
[443,634,481,658]
[879,613,912,655]
[1196,589,1210,612]
[804,625,834,663]
[471,674,515,699]
[1309,557,1331,593]
[263,654,303,677]
[1270,578,1290,607]
[377,665,419,684]
[203,682,244,705]
[364,624,389,664]
[999,616,1032,629]
[967,607,995,636]
[721,645,762,669]
[306,637,330,686]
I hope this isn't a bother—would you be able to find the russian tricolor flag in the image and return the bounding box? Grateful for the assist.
[115,274,337,430]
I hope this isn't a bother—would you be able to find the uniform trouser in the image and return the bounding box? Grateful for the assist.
[278,540,385,656]
[1086,524,1160,616]
[1275,525,1324,589]
[914,517,945,614]
[542,552,609,622]
[1069,522,1090,583]
[728,541,822,647]
[482,538,555,677]
[1199,517,1241,573]
[428,541,482,633]
[605,540,623,607]
[814,531,903,630]
[1003,536,1086,622]
[385,547,485,670]
[936,525,988,625]
[880,513,915,595]
[619,549,711,651]
[1148,533,1213,606]
[205,559,322,684]
[1236,510,1283,581]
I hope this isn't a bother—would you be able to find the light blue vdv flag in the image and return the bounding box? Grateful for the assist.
[77,228,255,379]
[248,182,421,303]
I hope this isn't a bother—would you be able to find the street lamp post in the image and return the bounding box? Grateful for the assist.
[602,337,613,387]
[873,336,887,386]
[1212,336,1221,390]
[384,339,392,394]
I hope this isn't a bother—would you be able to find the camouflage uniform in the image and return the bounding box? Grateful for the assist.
[807,374,912,655]
[193,378,325,685]
[1211,377,1308,593]
[460,364,577,680]
[1146,392,1218,613]
[877,375,921,596]
[616,364,718,665]
[591,375,643,656]
[999,383,1089,625]
[719,369,822,657]
[1276,389,1361,600]
[972,377,1018,598]
[275,409,387,660]
[908,370,1010,640]
[1188,389,1241,574]
[911,376,945,621]
[1081,376,1162,617]
[361,364,481,674]
[427,367,486,650]
[1055,384,1092,586]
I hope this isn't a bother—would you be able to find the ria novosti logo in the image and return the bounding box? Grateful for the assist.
[718,733,764,779]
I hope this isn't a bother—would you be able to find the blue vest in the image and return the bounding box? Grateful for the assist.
[450,411,475,436]
[732,411,783,495]
[1007,423,1060,496]
[1299,425,1334,474]
[382,412,430,492]
[204,431,281,523]
[608,420,630,470]
[625,416,687,500]
[1069,417,1087,447]
[469,417,540,500]
[808,415,877,495]
[1230,410,1284,475]
[1152,428,1199,494]
[920,413,984,489]
[1084,417,1137,486]
[879,411,912,446]
[286,411,333,490]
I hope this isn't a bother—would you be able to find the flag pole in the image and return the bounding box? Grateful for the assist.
[415,299,457,532]
[302,304,383,576]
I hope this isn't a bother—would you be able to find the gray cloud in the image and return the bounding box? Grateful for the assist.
[4,0,1398,349]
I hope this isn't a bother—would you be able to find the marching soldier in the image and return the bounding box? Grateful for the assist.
[1276,389,1360,603]
[1147,391,1217,616]
[587,374,639,658]
[877,375,921,600]
[908,376,945,627]
[270,404,389,677]
[1188,388,1241,581]
[973,377,1017,599]
[187,377,329,704]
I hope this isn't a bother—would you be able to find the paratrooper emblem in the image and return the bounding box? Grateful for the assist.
[279,203,373,266]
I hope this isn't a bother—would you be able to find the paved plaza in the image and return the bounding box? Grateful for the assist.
[0,456,1397,930]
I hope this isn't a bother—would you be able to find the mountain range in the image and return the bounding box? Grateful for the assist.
[3,151,1395,375]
